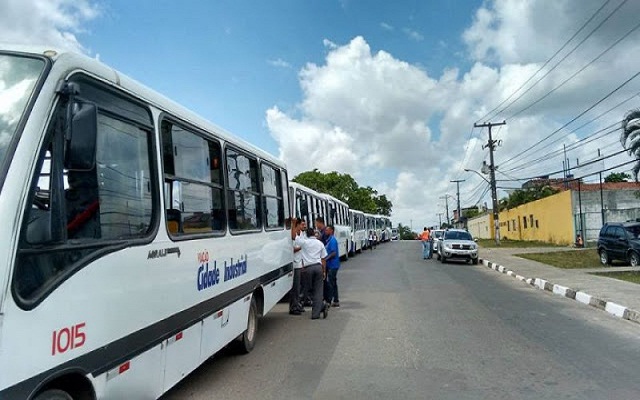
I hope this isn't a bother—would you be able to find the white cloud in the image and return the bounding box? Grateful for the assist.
[267,58,291,69]
[267,0,640,230]
[380,22,394,31]
[323,38,338,49]
[403,28,424,41]
[0,0,100,53]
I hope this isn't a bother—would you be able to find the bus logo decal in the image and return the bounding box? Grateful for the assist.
[148,247,181,260]
[224,255,248,282]
[197,250,220,291]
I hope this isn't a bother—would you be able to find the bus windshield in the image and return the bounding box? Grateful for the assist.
[0,53,46,176]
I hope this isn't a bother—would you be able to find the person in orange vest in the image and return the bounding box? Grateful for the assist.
[420,227,431,259]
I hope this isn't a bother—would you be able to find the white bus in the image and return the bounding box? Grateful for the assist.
[0,45,294,400]
[323,194,351,261]
[364,213,377,247]
[288,181,329,230]
[380,217,392,242]
[349,209,366,253]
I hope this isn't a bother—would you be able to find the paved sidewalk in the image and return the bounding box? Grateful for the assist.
[479,246,640,324]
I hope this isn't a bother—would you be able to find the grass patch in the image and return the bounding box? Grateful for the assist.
[591,271,640,284]
[477,238,565,249]
[517,250,602,269]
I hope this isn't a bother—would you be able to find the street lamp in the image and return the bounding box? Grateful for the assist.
[464,168,490,184]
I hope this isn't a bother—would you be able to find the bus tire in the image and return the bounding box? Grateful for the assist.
[235,296,258,354]
[33,389,73,400]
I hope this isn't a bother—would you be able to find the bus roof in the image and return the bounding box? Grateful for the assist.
[2,44,285,168]
[288,181,325,198]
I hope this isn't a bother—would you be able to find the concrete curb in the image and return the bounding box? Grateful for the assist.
[480,259,640,325]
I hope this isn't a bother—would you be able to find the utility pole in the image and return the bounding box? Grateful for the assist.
[437,213,443,228]
[450,179,465,226]
[475,120,506,245]
[439,195,450,227]
[598,148,605,225]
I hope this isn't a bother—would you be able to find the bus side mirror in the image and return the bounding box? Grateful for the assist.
[65,101,98,171]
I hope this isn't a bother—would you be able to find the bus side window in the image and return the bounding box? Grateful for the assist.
[16,86,156,304]
[261,163,284,230]
[226,148,261,231]
[161,120,226,236]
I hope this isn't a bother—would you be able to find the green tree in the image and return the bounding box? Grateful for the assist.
[621,110,640,181]
[462,208,480,219]
[292,170,392,215]
[373,194,393,216]
[397,223,414,240]
[604,172,631,183]
[499,185,560,210]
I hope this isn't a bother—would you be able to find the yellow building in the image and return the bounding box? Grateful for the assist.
[497,190,574,245]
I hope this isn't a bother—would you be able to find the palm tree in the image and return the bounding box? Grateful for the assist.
[621,110,640,181]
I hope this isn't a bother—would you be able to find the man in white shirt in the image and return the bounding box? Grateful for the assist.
[300,227,328,319]
[290,218,306,315]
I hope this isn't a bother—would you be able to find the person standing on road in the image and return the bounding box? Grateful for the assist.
[290,218,306,315]
[315,216,329,245]
[420,227,431,260]
[368,230,375,251]
[298,220,313,307]
[324,225,341,308]
[299,227,328,319]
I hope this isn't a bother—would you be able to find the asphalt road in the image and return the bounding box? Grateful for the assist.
[163,241,640,400]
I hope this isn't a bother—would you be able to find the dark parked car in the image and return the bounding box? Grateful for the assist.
[597,222,640,266]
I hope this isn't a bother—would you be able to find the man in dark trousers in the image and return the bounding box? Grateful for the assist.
[300,227,328,319]
[324,225,341,307]
[290,218,305,315]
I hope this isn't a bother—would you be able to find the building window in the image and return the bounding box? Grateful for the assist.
[530,214,534,227]
[535,220,539,228]
[523,217,528,229]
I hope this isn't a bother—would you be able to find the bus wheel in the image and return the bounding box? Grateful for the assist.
[235,296,258,354]
[33,390,73,400]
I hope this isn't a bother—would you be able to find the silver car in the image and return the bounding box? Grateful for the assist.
[431,229,444,254]
[437,229,479,265]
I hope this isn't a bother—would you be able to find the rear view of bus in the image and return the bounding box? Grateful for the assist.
[0,46,293,400]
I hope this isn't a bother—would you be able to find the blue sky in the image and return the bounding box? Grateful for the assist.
[5,0,639,229]
[83,0,481,155]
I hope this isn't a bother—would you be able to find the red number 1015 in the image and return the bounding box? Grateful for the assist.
[52,323,86,356]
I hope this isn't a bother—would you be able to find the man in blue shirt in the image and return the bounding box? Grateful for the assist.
[315,217,329,245]
[324,225,341,307]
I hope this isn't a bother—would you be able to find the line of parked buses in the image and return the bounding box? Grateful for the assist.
[288,182,393,261]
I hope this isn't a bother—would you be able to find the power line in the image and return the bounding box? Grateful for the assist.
[490,0,629,120]
[456,126,478,180]
[502,122,621,173]
[462,180,489,204]
[508,136,623,180]
[497,147,629,182]
[495,168,525,181]
[506,15,640,120]
[500,68,640,166]
[475,0,613,123]
[500,88,640,170]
